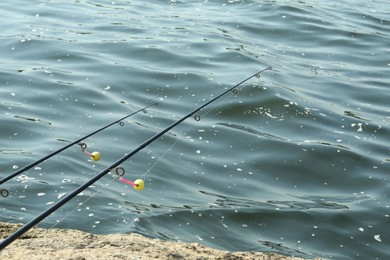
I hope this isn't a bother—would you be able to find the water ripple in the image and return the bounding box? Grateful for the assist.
[1,1,389,259]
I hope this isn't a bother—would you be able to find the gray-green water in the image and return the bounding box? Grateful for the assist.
[1,1,389,259]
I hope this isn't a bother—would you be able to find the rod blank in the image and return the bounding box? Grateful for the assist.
[0,67,271,251]
[0,102,158,186]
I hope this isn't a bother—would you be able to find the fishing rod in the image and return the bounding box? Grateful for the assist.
[0,100,159,195]
[0,67,271,250]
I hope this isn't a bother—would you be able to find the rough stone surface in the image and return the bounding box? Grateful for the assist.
[0,222,321,260]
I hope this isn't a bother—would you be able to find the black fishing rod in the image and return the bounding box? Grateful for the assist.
[0,101,158,192]
[0,67,271,250]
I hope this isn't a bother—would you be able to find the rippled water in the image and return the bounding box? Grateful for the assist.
[1,1,389,259]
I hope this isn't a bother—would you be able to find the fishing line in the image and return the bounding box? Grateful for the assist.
[106,67,271,187]
[33,99,165,230]
[107,89,236,185]
[0,98,160,192]
[141,140,179,180]
[47,164,144,231]
[140,71,268,180]
[47,78,252,233]
[0,67,271,251]
[192,84,243,121]
[47,172,119,230]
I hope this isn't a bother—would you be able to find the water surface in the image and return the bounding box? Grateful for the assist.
[1,1,389,259]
